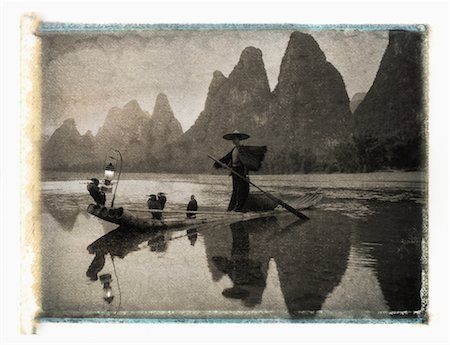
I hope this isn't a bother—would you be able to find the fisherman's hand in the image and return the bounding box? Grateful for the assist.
[213,162,221,169]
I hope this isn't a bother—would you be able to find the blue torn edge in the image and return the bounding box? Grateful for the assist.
[37,23,426,33]
[40,317,425,324]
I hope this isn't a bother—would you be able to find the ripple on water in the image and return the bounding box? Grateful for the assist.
[319,200,376,220]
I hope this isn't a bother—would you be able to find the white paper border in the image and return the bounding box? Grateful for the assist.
[2,0,449,343]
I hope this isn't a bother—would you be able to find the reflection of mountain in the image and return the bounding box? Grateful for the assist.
[203,214,351,317]
[271,214,351,317]
[42,195,81,231]
[359,202,423,312]
[321,234,390,319]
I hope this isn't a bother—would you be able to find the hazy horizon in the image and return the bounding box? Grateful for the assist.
[41,29,389,136]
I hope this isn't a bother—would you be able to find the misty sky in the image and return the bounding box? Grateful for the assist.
[41,29,389,135]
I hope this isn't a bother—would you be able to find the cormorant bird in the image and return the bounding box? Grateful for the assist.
[186,195,198,218]
[157,192,167,209]
[147,194,162,219]
[87,178,106,206]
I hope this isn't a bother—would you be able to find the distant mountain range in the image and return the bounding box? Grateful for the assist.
[42,93,183,171]
[42,30,425,174]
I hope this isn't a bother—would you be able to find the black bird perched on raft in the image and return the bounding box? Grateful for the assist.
[157,192,167,210]
[147,194,163,219]
[186,195,198,219]
[87,178,106,207]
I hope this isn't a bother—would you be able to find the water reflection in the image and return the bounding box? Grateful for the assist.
[86,226,169,280]
[187,229,198,246]
[40,173,424,319]
[271,217,351,317]
[321,202,423,316]
[204,214,351,317]
[362,202,423,312]
[320,231,389,319]
[212,221,268,307]
[76,203,421,318]
[42,195,81,231]
[148,233,168,252]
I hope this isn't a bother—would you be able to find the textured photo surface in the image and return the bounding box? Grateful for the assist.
[30,22,427,324]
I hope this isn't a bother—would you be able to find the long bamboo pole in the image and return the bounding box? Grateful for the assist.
[208,154,309,220]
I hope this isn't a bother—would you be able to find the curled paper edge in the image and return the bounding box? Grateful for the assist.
[20,13,42,335]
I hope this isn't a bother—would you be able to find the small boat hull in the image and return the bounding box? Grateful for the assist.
[86,204,276,232]
[244,192,278,211]
[87,204,216,231]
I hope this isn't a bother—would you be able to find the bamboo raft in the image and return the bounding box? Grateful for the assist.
[87,191,323,232]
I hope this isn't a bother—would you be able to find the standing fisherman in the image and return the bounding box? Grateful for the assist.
[213,130,267,212]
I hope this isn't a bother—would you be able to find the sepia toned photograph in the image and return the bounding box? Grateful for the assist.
[26,20,427,326]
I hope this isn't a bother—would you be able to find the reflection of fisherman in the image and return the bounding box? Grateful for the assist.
[214,131,267,212]
[87,178,106,206]
[212,221,267,307]
[186,195,198,218]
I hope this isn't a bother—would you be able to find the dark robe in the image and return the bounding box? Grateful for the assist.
[214,145,267,211]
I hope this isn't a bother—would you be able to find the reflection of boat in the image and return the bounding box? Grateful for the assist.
[87,192,323,232]
[86,225,171,280]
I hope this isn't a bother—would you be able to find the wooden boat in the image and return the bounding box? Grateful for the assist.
[87,191,323,232]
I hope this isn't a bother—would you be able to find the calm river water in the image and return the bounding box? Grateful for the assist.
[39,172,426,321]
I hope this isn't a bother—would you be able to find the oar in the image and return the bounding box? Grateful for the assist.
[207,155,309,220]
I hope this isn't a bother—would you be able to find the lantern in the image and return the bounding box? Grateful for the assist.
[99,273,114,304]
[103,149,123,208]
[104,162,115,186]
